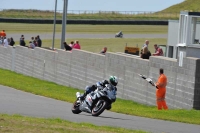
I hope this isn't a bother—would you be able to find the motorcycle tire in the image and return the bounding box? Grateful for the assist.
[71,100,82,114]
[92,99,108,116]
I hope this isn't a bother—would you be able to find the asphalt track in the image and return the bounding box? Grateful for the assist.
[8,33,167,40]
[1,85,200,133]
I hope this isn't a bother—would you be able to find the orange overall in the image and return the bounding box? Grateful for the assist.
[156,74,168,110]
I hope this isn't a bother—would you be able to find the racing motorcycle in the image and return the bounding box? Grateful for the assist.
[71,83,117,116]
[115,31,123,38]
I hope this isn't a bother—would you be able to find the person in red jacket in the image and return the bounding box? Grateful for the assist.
[0,30,6,37]
[152,44,163,56]
[153,68,168,110]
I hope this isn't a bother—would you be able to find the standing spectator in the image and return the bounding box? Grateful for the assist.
[9,37,15,46]
[63,42,72,51]
[100,47,107,55]
[20,35,24,44]
[73,40,81,49]
[3,37,9,47]
[152,68,168,110]
[69,41,74,48]
[152,44,163,56]
[140,40,151,59]
[20,37,26,46]
[142,40,149,48]
[31,36,34,42]
[0,30,6,37]
[37,35,42,47]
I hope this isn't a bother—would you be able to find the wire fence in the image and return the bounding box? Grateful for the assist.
[0,9,181,20]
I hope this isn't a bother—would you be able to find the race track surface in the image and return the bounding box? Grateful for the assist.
[8,33,167,40]
[0,85,200,133]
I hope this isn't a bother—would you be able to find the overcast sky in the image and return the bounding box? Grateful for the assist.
[1,0,184,12]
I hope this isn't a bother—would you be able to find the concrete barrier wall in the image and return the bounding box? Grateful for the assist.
[0,45,199,109]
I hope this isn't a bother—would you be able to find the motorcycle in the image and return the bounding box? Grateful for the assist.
[115,31,123,38]
[71,83,117,116]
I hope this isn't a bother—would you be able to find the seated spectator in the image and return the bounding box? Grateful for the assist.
[20,37,26,46]
[3,37,9,47]
[140,45,151,59]
[63,42,72,51]
[33,40,37,47]
[28,41,35,49]
[69,41,74,48]
[100,47,107,55]
[73,40,81,49]
[0,36,3,45]
[9,37,15,46]
[152,44,163,56]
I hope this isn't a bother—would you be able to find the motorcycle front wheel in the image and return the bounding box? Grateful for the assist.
[92,99,108,116]
[71,100,82,114]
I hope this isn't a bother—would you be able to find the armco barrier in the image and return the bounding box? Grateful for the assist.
[0,18,168,25]
[0,45,199,109]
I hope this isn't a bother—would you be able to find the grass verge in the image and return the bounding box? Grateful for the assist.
[15,38,167,53]
[0,114,147,133]
[0,23,168,34]
[0,69,200,125]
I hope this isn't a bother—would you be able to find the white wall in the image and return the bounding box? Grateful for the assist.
[1,45,199,109]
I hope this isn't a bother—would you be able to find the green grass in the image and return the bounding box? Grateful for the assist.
[0,23,168,34]
[2,1,200,20]
[15,38,167,53]
[0,114,147,133]
[0,68,200,125]
[0,9,179,20]
[161,0,200,13]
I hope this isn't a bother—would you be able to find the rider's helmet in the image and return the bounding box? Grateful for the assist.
[109,76,118,86]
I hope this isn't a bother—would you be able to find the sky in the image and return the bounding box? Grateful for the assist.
[1,0,184,12]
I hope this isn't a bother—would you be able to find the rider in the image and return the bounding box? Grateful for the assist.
[79,76,118,101]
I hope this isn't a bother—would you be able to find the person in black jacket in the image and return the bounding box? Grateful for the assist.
[9,37,15,46]
[20,37,26,46]
[37,35,42,47]
[63,42,72,51]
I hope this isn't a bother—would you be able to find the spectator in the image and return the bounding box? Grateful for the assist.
[63,42,72,51]
[73,40,81,49]
[20,37,26,46]
[28,41,35,49]
[3,37,9,47]
[140,40,151,59]
[33,40,37,47]
[69,41,74,48]
[0,30,6,37]
[0,36,3,45]
[34,36,38,46]
[152,44,163,56]
[37,35,42,47]
[100,47,107,55]
[152,68,168,110]
[31,36,34,42]
[20,35,24,44]
[9,37,15,46]
[7,37,11,45]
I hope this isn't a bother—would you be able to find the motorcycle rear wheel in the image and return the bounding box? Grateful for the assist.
[71,100,82,114]
[92,99,108,116]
